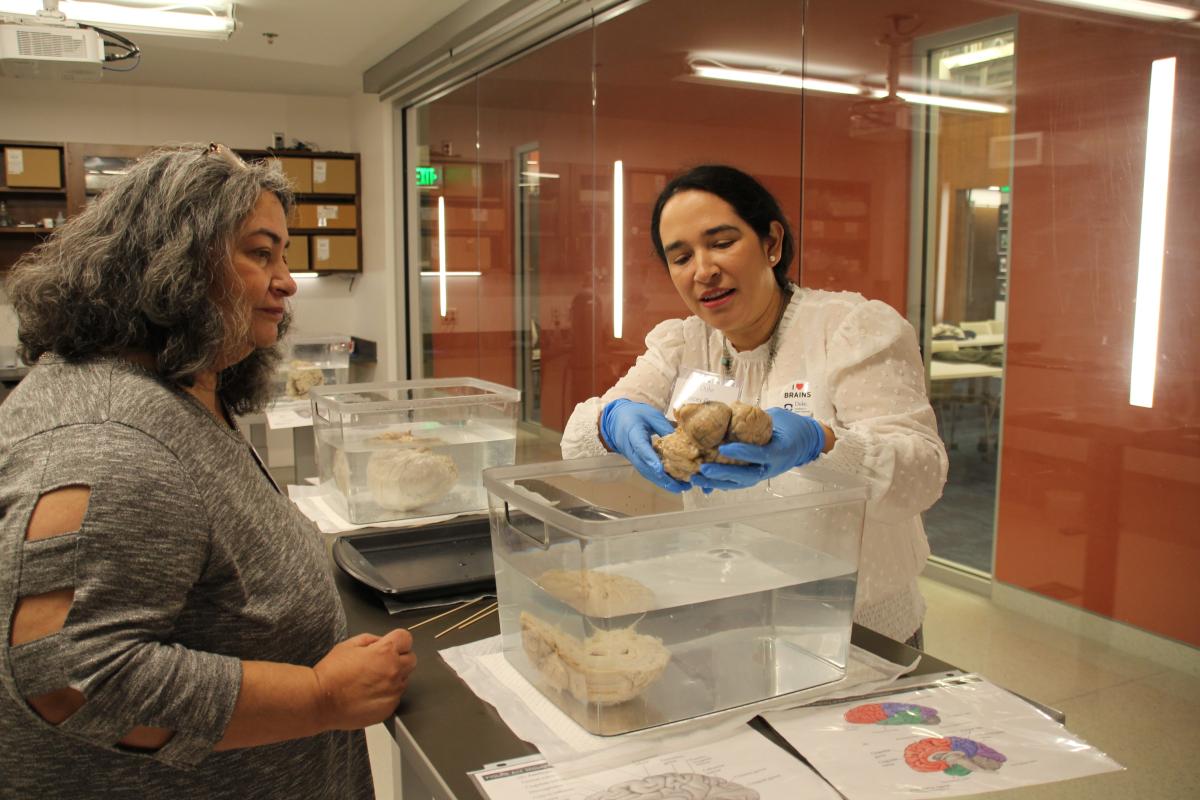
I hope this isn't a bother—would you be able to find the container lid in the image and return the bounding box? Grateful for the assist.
[483,454,868,539]
[310,377,520,413]
[288,333,353,349]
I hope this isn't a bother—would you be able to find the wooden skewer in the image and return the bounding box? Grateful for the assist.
[434,602,498,639]
[408,595,487,631]
[453,602,499,631]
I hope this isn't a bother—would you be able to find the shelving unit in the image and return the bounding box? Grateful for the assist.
[64,142,150,216]
[1,140,68,270]
[238,148,363,273]
[0,141,364,275]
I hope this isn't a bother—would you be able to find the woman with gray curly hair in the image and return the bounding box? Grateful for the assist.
[0,143,414,799]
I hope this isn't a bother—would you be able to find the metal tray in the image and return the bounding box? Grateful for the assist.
[332,514,495,600]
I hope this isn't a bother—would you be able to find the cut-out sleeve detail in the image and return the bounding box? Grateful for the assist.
[0,425,241,769]
[16,535,79,596]
[24,485,90,542]
[9,637,71,698]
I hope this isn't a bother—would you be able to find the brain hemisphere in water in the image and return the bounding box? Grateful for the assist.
[844,702,941,725]
[652,401,773,480]
[285,361,325,398]
[366,447,458,511]
[904,737,1007,776]
[584,772,760,800]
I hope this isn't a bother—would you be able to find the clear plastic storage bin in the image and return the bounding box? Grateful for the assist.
[484,455,867,735]
[273,334,354,402]
[312,378,520,524]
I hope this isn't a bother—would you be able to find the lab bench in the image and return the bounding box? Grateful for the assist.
[331,537,973,800]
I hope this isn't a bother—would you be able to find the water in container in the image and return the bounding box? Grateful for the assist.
[272,334,354,402]
[485,457,867,736]
[313,379,520,524]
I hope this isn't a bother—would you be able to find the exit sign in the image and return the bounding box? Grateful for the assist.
[416,165,440,187]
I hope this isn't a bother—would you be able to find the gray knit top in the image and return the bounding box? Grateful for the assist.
[0,358,372,799]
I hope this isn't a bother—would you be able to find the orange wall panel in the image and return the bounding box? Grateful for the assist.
[995,16,1200,645]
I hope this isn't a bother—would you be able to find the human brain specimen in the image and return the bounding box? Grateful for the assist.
[520,612,670,706]
[652,401,772,481]
[585,773,760,800]
[286,361,325,398]
[537,569,656,617]
[366,447,458,511]
[674,401,732,449]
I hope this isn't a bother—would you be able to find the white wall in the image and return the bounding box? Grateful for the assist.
[0,77,355,151]
[0,78,400,374]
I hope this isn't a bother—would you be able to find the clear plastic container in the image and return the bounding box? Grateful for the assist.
[273,334,354,402]
[484,455,867,735]
[312,378,520,524]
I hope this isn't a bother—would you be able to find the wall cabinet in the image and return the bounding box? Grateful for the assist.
[0,141,363,274]
[238,149,362,273]
[0,141,68,271]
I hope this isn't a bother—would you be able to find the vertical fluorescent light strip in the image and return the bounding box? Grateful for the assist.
[613,160,624,339]
[1129,56,1176,408]
[935,185,951,324]
[437,195,448,318]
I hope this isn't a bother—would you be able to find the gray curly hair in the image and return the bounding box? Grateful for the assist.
[5,143,295,414]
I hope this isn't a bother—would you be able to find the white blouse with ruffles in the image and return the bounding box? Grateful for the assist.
[560,286,948,642]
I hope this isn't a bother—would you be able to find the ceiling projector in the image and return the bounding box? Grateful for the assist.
[0,20,103,80]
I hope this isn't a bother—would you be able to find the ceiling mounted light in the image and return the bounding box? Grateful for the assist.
[878,89,1009,114]
[0,1,237,39]
[691,64,862,96]
[690,63,1007,114]
[1034,0,1197,22]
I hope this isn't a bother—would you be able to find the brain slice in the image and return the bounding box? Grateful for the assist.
[584,772,760,800]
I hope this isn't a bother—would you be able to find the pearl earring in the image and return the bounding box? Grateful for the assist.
[768,255,776,262]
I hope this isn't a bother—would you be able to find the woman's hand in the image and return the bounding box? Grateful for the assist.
[692,408,826,490]
[599,398,692,493]
[312,629,417,731]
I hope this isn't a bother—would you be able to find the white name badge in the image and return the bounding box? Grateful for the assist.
[667,368,740,421]
[775,379,814,416]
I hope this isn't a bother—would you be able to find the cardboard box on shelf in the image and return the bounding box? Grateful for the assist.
[312,235,358,271]
[288,234,310,271]
[291,202,357,230]
[311,158,356,194]
[4,147,62,188]
[274,157,313,193]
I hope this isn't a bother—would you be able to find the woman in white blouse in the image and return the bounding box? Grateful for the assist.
[560,165,948,645]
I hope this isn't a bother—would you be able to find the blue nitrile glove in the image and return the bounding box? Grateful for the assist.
[691,407,825,491]
[599,398,692,493]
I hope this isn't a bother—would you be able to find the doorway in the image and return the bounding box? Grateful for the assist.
[915,22,1015,576]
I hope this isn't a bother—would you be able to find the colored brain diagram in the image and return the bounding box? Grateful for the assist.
[761,676,1122,798]
[904,736,1007,777]
[844,702,941,726]
[845,702,1007,778]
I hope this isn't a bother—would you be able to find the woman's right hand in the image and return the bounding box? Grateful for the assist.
[312,629,417,731]
[599,398,691,493]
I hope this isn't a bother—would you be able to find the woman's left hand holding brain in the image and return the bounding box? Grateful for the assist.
[692,407,826,490]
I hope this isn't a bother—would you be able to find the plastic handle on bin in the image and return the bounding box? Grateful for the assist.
[503,501,550,549]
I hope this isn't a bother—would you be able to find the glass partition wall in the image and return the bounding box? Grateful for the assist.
[403,0,1200,647]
